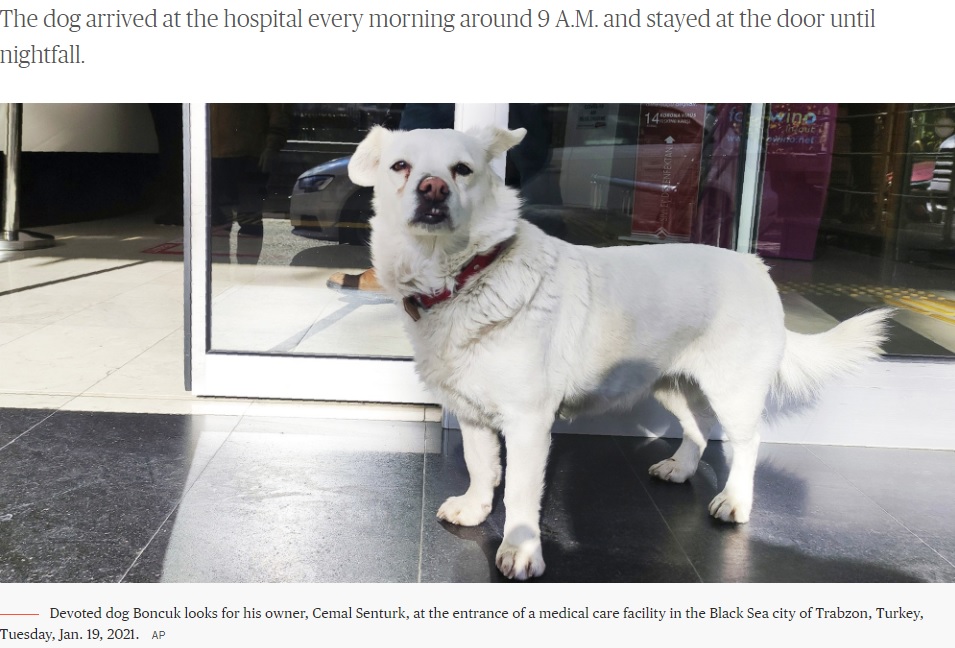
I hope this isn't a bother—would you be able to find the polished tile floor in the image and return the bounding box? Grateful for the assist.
[1,407,953,583]
[2,213,954,583]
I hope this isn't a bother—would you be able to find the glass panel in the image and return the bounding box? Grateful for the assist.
[207,103,411,358]
[758,103,955,358]
[206,102,750,360]
[504,103,749,249]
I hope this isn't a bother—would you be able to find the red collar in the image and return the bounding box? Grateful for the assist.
[402,241,509,321]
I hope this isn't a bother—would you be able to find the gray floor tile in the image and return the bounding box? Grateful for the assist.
[2,408,953,583]
[0,407,55,448]
[125,419,427,582]
[0,411,227,582]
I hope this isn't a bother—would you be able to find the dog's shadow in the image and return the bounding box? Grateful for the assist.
[429,425,695,583]
[428,426,925,583]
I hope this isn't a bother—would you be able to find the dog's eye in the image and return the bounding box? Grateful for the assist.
[391,160,409,172]
[452,163,473,177]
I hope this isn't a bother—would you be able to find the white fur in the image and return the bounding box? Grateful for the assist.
[349,127,893,581]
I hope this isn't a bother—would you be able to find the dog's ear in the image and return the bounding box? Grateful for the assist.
[468,126,527,162]
[348,126,393,187]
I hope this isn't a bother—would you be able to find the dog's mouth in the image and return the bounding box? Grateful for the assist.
[410,175,453,230]
[411,203,451,229]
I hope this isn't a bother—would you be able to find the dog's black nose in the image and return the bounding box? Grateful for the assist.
[417,176,449,203]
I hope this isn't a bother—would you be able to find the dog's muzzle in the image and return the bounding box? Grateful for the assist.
[412,176,451,226]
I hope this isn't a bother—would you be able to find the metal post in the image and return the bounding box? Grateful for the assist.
[0,103,55,251]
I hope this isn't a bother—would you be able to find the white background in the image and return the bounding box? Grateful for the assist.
[5,583,950,643]
[0,1,945,101]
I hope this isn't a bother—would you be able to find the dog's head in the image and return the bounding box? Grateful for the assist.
[348,126,526,238]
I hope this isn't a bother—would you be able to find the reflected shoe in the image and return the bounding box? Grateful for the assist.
[326,268,389,301]
[237,222,264,238]
[236,212,264,237]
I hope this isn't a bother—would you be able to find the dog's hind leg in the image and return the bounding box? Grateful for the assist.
[697,380,767,524]
[437,421,501,527]
[496,412,552,580]
[649,377,715,483]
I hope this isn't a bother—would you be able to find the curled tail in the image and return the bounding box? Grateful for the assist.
[773,308,894,404]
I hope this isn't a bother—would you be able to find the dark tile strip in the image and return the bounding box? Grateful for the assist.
[0,408,59,453]
[0,261,149,297]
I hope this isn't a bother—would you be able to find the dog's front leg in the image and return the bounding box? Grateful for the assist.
[496,414,551,580]
[437,421,501,526]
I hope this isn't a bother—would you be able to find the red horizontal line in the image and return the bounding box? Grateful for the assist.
[0,614,40,616]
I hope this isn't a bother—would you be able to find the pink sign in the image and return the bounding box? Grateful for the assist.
[756,103,837,259]
[630,104,706,242]
[765,103,835,155]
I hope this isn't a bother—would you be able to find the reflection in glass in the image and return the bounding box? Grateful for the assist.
[204,103,955,361]
[506,103,748,250]
[762,103,955,358]
[207,103,754,358]
[207,103,411,358]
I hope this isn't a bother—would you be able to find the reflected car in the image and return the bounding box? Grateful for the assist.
[289,157,373,245]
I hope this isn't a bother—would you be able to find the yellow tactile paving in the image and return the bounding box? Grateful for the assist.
[777,282,955,326]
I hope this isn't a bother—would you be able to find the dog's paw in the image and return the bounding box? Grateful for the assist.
[649,458,696,483]
[437,495,492,527]
[495,538,545,581]
[708,489,752,523]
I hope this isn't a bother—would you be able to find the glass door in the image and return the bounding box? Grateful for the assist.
[187,103,499,402]
[187,102,758,402]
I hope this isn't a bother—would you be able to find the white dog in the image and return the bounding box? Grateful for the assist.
[348,126,891,581]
